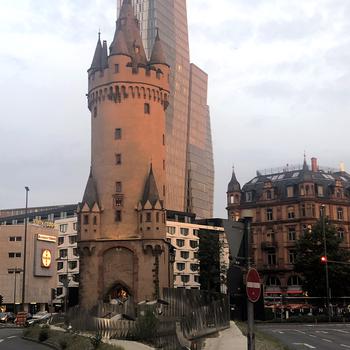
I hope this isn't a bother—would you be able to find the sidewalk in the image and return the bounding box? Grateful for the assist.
[203,322,246,350]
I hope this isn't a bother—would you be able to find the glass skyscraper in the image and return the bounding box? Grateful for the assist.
[117,0,214,218]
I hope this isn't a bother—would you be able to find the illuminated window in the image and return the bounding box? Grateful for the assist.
[287,206,295,219]
[266,208,273,221]
[287,186,294,197]
[337,207,344,220]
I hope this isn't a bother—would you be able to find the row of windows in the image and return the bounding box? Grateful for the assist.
[166,226,199,236]
[263,206,345,221]
[175,275,200,284]
[8,252,21,258]
[176,263,199,272]
[9,236,22,242]
[175,239,198,248]
[58,274,79,283]
[58,236,77,246]
[59,223,77,233]
[245,184,344,202]
[266,275,302,286]
[57,260,78,270]
[58,248,78,258]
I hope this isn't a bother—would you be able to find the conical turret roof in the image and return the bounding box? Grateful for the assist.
[141,165,162,208]
[82,168,99,209]
[90,33,103,72]
[110,23,130,56]
[227,167,241,192]
[113,0,147,65]
[150,29,167,65]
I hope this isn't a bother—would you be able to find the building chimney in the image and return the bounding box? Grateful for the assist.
[311,157,318,172]
[340,162,345,172]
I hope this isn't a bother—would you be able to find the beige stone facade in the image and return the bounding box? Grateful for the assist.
[0,224,57,312]
[78,1,172,310]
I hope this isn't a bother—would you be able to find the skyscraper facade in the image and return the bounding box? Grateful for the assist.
[118,0,214,218]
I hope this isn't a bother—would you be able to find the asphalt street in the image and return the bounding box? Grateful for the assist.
[258,323,350,349]
[0,328,49,350]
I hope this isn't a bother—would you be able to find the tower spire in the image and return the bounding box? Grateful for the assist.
[227,165,241,192]
[89,31,103,72]
[150,28,167,65]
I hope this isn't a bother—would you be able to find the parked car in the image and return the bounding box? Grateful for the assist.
[0,313,7,323]
[32,311,51,324]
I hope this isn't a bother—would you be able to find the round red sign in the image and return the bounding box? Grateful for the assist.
[246,268,261,303]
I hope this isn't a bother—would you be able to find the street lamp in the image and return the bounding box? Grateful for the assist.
[321,205,331,322]
[22,186,30,311]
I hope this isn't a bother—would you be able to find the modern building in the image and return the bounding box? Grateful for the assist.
[78,0,172,310]
[0,223,58,314]
[0,205,78,310]
[227,157,350,299]
[118,0,214,218]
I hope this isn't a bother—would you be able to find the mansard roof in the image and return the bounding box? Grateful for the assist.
[241,161,350,203]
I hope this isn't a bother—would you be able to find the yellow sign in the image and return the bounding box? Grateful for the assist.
[41,249,52,268]
[33,219,55,229]
[37,234,56,243]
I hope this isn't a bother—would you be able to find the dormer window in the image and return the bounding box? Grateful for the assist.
[287,186,294,198]
[266,190,272,200]
[246,192,252,202]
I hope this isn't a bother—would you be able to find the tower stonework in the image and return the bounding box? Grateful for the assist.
[78,0,171,310]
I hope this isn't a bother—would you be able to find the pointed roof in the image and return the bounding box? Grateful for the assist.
[227,166,241,192]
[110,23,130,56]
[101,40,108,68]
[141,165,161,208]
[90,32,103,72]
[113,0,147,65]
[149,29,167,65]
[82,168,99,209]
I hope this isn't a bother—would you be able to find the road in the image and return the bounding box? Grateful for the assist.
[258,323,350,349]
[0,328,49,350]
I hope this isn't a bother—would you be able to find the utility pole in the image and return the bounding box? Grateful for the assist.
[22,186,30,311]
[242,210,255,350]
[321,205,331,322]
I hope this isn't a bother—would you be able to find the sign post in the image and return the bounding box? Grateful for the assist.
[246,268,261,350]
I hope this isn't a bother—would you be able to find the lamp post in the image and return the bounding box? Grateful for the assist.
[22,186,30,311]
[13,268,23,313]
[321,205,331,322]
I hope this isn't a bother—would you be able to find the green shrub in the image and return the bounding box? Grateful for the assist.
[59,338,68,349]
[90,333,103,349]
[133,310,158,342]
[38,328,49,342]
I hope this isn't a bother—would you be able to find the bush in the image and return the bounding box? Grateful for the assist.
[38,328,49,342]
[59,339,68,349]
[133,310,158,342]
[90,333,103,349]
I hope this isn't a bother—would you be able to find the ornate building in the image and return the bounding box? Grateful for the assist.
[118,0,214,218]
[78,0,172,310]
[227,157,350,297]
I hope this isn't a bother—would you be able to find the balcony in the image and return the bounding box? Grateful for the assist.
[261,241,278,250]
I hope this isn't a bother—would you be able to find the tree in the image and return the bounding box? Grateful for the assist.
[294,220,350,298]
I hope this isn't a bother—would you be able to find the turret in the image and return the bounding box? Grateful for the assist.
[89,33,103,74]
[137,165,166,239]
[226,166,241,221]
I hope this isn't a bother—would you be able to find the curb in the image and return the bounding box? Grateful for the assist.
[22,336,60,350]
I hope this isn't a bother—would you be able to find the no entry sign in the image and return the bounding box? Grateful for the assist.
[246,268,261,303]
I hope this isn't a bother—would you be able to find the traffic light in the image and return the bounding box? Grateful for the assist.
[0,295,3,305]
[321,256,327,263]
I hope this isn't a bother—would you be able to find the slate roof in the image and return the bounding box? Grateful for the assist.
[141,165,162,208]
[241,163,350,203]
[149,29,167,65]
[82,168,99,208]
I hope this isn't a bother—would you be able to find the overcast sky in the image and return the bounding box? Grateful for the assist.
[1,0,350,217]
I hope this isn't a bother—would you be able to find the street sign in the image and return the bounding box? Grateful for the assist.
[246,268,261,303]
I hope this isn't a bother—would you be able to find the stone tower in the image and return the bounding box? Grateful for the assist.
[226,167,241,222]
[78,0,172,310]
